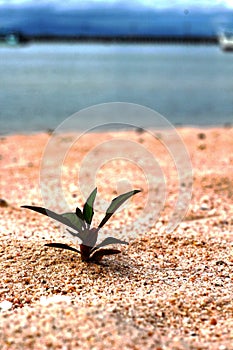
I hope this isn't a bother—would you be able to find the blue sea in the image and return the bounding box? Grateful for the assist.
[0,43,232,134]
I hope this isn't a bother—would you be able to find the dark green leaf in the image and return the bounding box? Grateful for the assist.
[98,190,141,228]
[62,212,83,233]
[75,207,86,229]
[91,236,128,253]
[90,248,121,262]
[45,243,80,254]
[83,188,97,225]
[21,206,79,231]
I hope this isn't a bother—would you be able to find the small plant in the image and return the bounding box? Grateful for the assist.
[22,188,141,263]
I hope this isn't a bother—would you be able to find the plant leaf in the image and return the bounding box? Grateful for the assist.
[98,189,141,228]
[83,188,97,225]
[62,212,83,233]
[82,227,99,248]
[45,243,80,254]
[21,206,79,231]
[66,229,85,242]
[91,236,128,253]
[75,207,86,229]
[89,248,121,262]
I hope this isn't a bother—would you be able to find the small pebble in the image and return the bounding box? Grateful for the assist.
[0,198,8,207]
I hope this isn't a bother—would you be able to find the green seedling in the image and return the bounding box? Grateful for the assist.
[22,188,141,262]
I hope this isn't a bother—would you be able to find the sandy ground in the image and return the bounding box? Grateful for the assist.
[0,127,233,349]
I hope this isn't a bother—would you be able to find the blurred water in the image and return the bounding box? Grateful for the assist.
[0,43,232,134]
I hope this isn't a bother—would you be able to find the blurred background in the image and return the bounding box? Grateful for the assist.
[0,0,233,134]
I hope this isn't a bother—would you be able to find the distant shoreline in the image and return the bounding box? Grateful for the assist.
[22,35,219,45]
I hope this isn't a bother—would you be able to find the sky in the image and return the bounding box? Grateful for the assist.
[0,0,233,9]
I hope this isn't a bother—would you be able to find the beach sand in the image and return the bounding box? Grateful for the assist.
[0,127,233,349]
